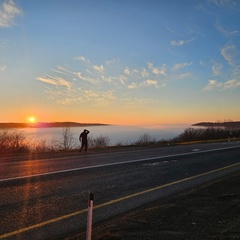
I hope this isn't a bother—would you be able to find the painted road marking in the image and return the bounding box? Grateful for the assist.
[1,145,240,183]
[1,161,240,239]
[192,149,200,152]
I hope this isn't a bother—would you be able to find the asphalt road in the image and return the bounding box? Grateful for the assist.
[0,141,240,240]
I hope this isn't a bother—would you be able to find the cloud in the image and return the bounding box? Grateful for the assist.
[178,72,192,79]
[120,97,160,108]
[74,72,86,81]
[166,26,182,36]
[171,38,194,47]
[143,79,158,87]
[84,90,116,107]
[124,67,130,75]
[75,56,90,63]
[44,86,79,105]
[204,79,223,90]
[224,79,240,89]
[208,0,237,7]
[204,79,240,90]
[37,57,187,107]
[141,68,150,78]
[74,71,98,85]
[171,40,184,46]
[215,18,239,37]
[0,0,22,28]
[52,66,70,75]
[128,82,138,89]
[211,62,223,76]
[119,75,127,85]
[221,44,239,66]
[172,62,192,71]
[36,75,72,89]
[93,64,104,73]
[148,63,166,76]
[0,65,7,72]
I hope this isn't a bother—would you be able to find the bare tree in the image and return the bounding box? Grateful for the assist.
[135,133,156,145]
[58,127,76,150]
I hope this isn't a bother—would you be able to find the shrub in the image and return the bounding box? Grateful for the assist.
[134,133,157,145]
[89,135,110,148]
[0,131,30,153]
[31,139,50,152]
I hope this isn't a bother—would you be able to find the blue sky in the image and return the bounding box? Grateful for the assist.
[0,0,240,125]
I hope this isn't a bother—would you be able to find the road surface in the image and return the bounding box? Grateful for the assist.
[0,141,240,240]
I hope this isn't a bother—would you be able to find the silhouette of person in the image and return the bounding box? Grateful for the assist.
[79,129,90,152]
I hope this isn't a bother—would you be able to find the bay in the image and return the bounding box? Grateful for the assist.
[9,124,190,146]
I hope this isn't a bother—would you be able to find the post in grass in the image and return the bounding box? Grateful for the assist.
[86,192,94,240]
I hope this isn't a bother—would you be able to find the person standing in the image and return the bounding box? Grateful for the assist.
[79,129,90,152]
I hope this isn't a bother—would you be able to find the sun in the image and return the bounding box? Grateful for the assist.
[27,116,37,123]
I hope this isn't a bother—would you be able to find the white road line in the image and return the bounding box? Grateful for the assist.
[0,145,239,183]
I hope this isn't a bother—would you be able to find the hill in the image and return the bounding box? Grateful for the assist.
[192,121,240,129]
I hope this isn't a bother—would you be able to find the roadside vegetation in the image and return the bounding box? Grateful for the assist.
[0,127,240,154]
[173,127,240,143]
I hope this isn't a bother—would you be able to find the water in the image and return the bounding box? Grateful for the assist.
[7,124,190,146]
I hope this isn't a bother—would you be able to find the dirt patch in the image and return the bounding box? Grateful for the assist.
[68,172,240,240]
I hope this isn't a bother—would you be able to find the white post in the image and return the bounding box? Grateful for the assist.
[86,192,94,240]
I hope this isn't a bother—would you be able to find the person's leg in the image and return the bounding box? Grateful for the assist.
[80,142,84,152]
[85,142,88,152]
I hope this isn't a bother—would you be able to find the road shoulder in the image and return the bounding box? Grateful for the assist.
[69,172,240,240]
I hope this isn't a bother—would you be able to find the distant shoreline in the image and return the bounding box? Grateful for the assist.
[192,121,240,129]
[1,121,240,129]
[0,122,110,129]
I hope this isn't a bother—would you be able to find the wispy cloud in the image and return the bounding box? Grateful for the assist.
[178,72,192,80]
[74,56,90,63]
[0,65,7,72]
[51,66,70,75]
[171,38,194,47]
[143,79,160,88]
[127,82,138,89]
[204,79,240,90]
[224,79,240,89]
[36,56,194,106]
[216,18,239,36]
[93,64,104,73]
[221,44,239,66]
[0,0,22,28]
[172,62,192,71]
[171,40,185,46]
[36,75,72,89]
[211,62,223,76]
[208,0,237,7]
[166,26,183,37]
[120,97,160,108]
[74,71,98,85]
[205,44,240,91]
[148,63,166,76]
[84,89,117,106]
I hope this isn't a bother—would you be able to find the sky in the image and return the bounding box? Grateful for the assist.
[0,0,240,125]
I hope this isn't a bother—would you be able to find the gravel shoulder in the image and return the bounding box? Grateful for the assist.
[68,172,240,240]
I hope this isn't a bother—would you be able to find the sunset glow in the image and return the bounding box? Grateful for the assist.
[27,116,36,123]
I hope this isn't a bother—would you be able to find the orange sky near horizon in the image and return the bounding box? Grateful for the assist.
[1,104,239,126]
